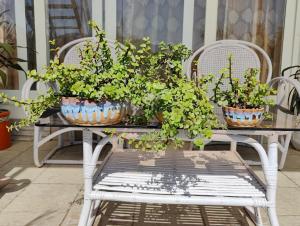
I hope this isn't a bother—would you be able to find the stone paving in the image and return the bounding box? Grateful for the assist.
[0,141,300,226]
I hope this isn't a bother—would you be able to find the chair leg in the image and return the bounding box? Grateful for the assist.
[78,199,93,226]
[33,126,43,167]
[87,200,101,226]
[254,207,263,226]
[58,133,63,148]
[69,131,75,145]
[267,207,279,226]
[278,133,292,170]
[230,141,237,151]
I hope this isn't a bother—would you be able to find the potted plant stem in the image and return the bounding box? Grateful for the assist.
[211,55,276,127]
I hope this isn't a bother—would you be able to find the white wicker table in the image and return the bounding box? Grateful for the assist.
[34,106,299,226]
[77,129,280,226]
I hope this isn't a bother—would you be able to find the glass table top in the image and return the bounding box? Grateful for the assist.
[35,105,300,131]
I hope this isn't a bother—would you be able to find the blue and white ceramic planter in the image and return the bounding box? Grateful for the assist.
[60,97,126,126]
[222,106,264,127]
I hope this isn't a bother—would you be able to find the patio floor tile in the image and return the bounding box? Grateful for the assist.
[0,141,32,167]
[278,215,300,226]
[2,183,80,212]
[34,165,83,185]
[276,187,300,216]
[253,168,298,188]
[0,183,28,212]
[0,210,66,226]
[60,189,84,226]
[0,166,45,184]
[282,171,300,187]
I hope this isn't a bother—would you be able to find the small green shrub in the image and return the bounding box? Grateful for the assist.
[211,55,276,109]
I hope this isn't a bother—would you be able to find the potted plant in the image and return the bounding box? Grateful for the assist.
[124,38,219,150]
[211,55,276,127]
[0,21,136,130]
[0,42,27,150]
[0,23,219,152]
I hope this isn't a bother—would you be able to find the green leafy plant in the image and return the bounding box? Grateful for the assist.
[0,21,136,130]
[0,9,27,89]
[211,55,276,109]
[0,42,27,89]
[0,22,219,152]
[124,38,219,150]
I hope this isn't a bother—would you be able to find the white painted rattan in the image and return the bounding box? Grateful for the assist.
[269,76,300,169]
[22,37,118,167]
[186,40,272,83]
[186,39,296,170]
[78,129,280,226]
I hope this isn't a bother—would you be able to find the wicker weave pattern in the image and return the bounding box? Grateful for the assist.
[64,38,118,65]
[198,44,260,97]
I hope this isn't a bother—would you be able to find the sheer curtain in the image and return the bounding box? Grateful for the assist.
[217,0,287,80]
[117,0,184,49]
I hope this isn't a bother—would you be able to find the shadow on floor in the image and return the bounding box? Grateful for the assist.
[96,201,252,226]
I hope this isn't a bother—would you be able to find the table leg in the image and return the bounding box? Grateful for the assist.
[79,129,94,226]
[266,135,279,226]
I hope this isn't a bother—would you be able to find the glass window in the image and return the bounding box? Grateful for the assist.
[117,0,184,49]
[217,0,287,79]
[192,0,206,50]
[47,0,92,57]
[25,0,36,71]
[0,0,18,90]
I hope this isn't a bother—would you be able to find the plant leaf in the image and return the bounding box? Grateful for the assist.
[0,69,7,89]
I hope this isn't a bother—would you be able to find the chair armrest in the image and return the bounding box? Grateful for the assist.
[268,77,300,107]
[21,78,36,100]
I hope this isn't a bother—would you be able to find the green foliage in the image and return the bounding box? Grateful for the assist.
[124,38,218,151]
[0,91,59,131]
[1,21,135,129]
[1,22,219,152]
[0,42,27,89]
[28,22,135,101]
[211,55,276,109]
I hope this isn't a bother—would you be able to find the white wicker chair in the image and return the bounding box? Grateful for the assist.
[185,39,291,170]
[22,37,119,167]
[269,67,300,169]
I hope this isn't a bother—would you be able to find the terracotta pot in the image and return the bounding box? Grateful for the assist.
[222,106,264,127]
[60,97,127,126]
[155,112,164,124]
[0,109,11,150]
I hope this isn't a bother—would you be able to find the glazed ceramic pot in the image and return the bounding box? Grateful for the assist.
[222,106,264,127]
[60,97,126,126]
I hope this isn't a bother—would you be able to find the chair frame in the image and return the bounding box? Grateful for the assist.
[185,39,296,170]
[21,37,119,167]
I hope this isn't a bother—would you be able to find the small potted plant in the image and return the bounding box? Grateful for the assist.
[211,55,276,127]
[0,22,136,130]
